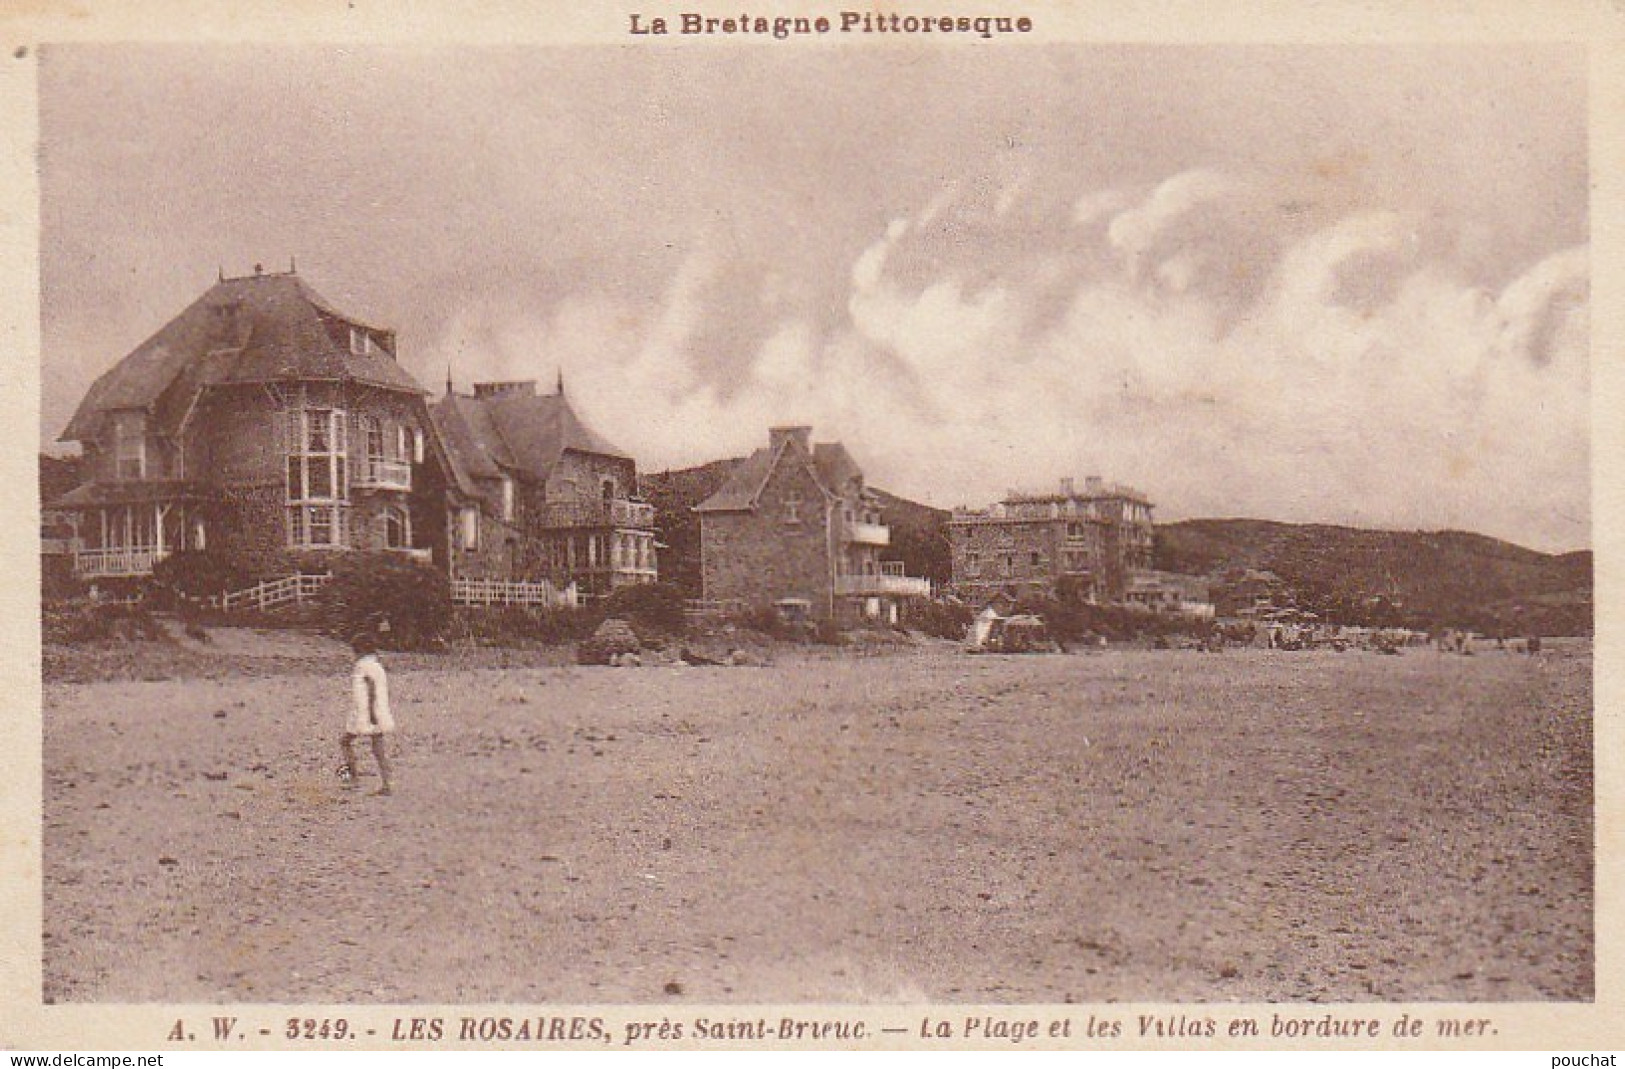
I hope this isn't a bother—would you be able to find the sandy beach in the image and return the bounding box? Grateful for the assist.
[43,638,1591,1004]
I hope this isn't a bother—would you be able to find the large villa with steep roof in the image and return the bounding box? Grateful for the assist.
[50,267,656,594]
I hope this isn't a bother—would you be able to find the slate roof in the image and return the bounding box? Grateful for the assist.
[61,271,425,443]
[51,479,207,508]
[428,389,631,497]
[693,446,777,513]
[695,436,867,513]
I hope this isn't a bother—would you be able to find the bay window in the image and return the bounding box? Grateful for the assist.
[285,406,349,549]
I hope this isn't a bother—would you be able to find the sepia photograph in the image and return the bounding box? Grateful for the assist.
[16,7,1609,1048]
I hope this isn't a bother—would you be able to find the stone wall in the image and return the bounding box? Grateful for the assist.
[700,457,834,616]
[948,519,1057,596]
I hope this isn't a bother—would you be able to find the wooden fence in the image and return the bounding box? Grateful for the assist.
[214,572,332,613]
[451,577,579,608]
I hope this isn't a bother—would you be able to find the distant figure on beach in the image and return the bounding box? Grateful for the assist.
[340,633,395,796]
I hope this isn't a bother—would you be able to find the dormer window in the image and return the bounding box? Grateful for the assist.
[112,412,146,480]
[349,326,374,356]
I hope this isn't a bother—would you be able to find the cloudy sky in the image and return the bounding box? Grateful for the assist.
[39,42,1589,550]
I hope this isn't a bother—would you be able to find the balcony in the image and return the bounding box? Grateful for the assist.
[75,546,169,578]
[834,562,931,598]
[535,498,656,530]
[842,520,890,546]
[354,458,412,490]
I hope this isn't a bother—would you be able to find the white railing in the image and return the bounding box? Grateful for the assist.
[75,546,169,578]
[354,458,412,490]
[452,577,579,608]
[843,520,890,546]
[219,572,332,612]
[834,572,932,598]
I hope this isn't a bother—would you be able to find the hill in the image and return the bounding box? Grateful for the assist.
[638,459,739,598]
[1154,518,1591,634]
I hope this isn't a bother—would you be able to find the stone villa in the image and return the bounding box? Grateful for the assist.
[694,425,930,624]
[430,376,657,595]
[948,476,1155,604]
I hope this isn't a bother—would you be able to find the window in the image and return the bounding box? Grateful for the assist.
[602,477,617,502]
[113,413,146,480]
[501,477,515,523]
[382,506,410,549]
[966,552,981,577]
[308,506,334,546]
[1030,551,1043,568]
[364,417,386,470]
[285,407,348,549]
[783,488,803,524]
[459,507,479,552]
[349,326,374,356]
[288,504,348,548]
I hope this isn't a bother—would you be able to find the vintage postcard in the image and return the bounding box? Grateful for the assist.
[2,0,1620,1054]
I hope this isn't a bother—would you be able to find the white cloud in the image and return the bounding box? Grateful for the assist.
[1107,168,1250,265]
[430,171,1588,552]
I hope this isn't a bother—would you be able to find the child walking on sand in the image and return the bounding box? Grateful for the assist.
[340,633,395,796]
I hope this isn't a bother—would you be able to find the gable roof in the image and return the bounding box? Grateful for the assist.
[428,388,631,494]
[695,437,867,513]
[61,271,426,443]
[693,446,777,513]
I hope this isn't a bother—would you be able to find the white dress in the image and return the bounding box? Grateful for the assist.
[347,654,396,736]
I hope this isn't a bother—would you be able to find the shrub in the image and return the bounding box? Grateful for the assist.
[451,604,599,647]
[577,617,643,665]
[812,618,846,646]
[319,553,452,650]
[600,581,687,636]
[152,549,251,600]
[42,599,166,645]
[41,559,85,604]
[914,598,975,640]
[732,602,783,635]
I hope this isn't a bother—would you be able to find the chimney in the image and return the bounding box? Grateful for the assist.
[472,380,538,399]
[1060,477,1076,497]
[769,425,812,454]
[1085,475,1104,494]
[254,263,263,276]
